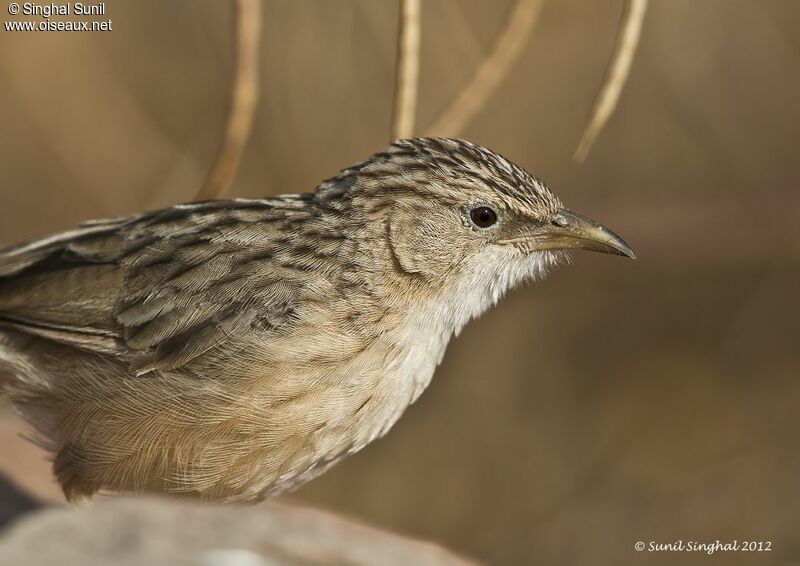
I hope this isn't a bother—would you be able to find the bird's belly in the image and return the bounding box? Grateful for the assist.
[2,320,451,502]
[252,332,447,497]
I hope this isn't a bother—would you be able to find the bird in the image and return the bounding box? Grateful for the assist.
[0,138,634,503]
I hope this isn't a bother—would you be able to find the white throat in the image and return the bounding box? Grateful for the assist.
[399,249,563,401]
[438,248,563,338]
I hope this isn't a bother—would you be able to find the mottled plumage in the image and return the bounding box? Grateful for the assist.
[0,138,633,502]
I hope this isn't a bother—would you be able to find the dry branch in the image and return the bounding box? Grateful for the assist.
[391,0,422,140]
[424,0,544,138]
[195,0,262,201]
[573,0,649,162]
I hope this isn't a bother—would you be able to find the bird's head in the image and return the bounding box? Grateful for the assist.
[317,138,634,313]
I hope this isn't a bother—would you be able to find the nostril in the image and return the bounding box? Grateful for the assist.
[551,214,569,228]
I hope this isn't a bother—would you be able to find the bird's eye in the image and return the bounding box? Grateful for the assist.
[469,206,498,228]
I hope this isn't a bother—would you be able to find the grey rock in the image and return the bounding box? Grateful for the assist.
[0,494,474,566]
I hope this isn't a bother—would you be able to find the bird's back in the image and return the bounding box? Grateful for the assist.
[0,197,319,370]
[0,196,378,501]
[0,194,435,502]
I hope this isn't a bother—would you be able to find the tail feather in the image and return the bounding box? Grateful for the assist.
[0,330,50,402]
[0,331,16,395]
[0,222,124,278]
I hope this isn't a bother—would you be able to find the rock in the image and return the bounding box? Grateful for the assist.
[0,490,474,566]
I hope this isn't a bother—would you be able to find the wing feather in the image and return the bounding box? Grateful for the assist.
[0,196,318,374]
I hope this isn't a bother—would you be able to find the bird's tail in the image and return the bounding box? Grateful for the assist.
[0,331,9,395]
[0,331,16,396]
[0,330,34,397]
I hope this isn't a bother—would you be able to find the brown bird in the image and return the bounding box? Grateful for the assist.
[0,138,634,503]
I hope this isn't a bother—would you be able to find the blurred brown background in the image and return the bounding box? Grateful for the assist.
[1,1,799,564]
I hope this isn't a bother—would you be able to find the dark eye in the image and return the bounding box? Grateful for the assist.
[470,206,498,228]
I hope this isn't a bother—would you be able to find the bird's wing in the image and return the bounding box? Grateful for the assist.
[0,196,318,374]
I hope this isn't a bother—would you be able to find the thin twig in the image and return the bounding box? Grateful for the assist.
[424,0,544,138]
[391,0,422,140]
[195,0,262,201]
[573,0,649,163]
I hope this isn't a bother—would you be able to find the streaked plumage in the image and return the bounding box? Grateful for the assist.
[0,138,632,502]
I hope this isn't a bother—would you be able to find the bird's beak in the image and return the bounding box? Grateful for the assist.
[503,208,636,258]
